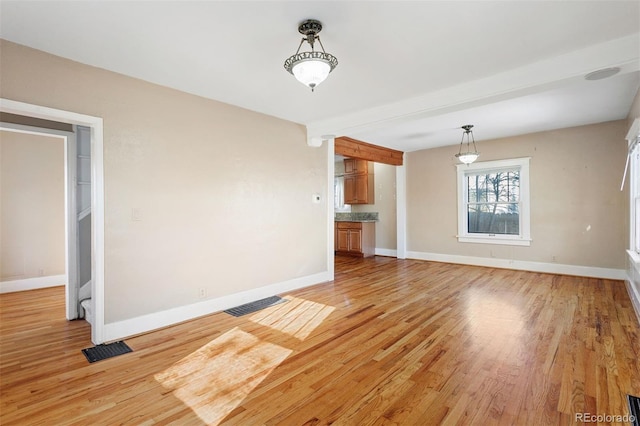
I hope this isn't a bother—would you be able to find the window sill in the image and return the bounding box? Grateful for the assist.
[457,235,532,246]
[628,249,640,266]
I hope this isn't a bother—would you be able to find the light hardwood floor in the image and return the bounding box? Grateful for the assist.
[1,257,639,425]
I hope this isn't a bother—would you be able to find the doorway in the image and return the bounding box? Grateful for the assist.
[0,98,105,344]
[330,136,407,263]
[0,123,88,327]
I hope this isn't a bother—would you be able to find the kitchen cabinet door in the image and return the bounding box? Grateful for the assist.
[344,158,369,175]
[344,174,373,204]
[336,229,350,252]
[335,222,375,257]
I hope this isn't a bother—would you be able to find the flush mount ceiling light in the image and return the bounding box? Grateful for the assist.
[455,125,480,165]
[284,19,338,92]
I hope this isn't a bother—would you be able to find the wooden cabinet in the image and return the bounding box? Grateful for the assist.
[344,158,370,175]
[335,221,375,257]
[343,159,374,204]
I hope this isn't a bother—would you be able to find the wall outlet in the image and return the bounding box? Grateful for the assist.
[38,268,44,276]
[199,288,207,298]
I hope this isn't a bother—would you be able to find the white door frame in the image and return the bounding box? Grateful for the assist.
[1,98,105,344]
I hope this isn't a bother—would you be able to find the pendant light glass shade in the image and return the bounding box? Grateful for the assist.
[456,152,480,165]
[284,20,338,91]
[290,55,332,90]
[455,125,480,164]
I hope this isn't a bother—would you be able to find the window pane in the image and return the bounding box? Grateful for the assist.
[468,203,519,234]
[467,171,519,203]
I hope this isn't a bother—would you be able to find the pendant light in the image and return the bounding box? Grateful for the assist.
[284,19,338,92]
[455,125,480,164]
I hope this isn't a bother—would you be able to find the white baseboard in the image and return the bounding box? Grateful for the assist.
[102,270,332,343]
[406,251,626,280]
[625,279,640,326]
[375,248,397,257]
[626,253,640,326]
[0,274,66,293]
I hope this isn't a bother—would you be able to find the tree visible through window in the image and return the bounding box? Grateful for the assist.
[457,157,531,246]
[467,170,520,235]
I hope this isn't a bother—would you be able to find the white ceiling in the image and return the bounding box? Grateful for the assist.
[1,1,639,152]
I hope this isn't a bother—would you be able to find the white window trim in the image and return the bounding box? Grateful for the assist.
[456,157,531,246]
[627,118,640,265]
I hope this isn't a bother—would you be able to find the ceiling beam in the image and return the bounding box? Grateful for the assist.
[308,34,639,148]
[335,136,403,166]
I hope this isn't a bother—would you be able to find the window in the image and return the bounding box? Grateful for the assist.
[457,158,531,246]
[630,133,640,255]
[625,119,640,262]
[334,176,351,212]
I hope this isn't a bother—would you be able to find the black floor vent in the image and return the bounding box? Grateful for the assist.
[224,296,288,317]
[629,394,640,426]
[82,341,132,363]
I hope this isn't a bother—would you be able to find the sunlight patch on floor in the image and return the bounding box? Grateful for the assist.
[250,296,335,340]
[465,289,525,352]
[154,327,292,425]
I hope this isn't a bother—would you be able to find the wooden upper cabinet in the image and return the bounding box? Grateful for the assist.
[343,159,374,204]
[344,158,370,175]
[344,175,371,204]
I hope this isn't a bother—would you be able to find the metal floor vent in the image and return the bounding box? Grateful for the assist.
[82,341,132,363]
[224,296,288,317]
[629,394,640,426]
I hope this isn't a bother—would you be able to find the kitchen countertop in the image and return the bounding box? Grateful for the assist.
[335,219,378,222]
[334,212,379,222]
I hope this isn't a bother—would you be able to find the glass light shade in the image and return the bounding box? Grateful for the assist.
[291,59,331,90]
[285,49,337,91]
[456,152,479,164]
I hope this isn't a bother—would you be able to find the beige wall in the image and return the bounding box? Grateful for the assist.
[406,120,628,269]
[0,130,65,281]
[352,162,397,250]
[0,40,327,323]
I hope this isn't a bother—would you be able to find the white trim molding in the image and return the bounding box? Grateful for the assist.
[407,250,626,280]
[103,271,331,343]
[396,162,407,259]
[0,275,66,293]
[627,250,640,326]
[626,117,640,143]
[327,137,336,280]
[626,278,640,326]
[375,248,398,257]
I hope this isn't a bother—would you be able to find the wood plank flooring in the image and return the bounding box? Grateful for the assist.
[1,257,639,425]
